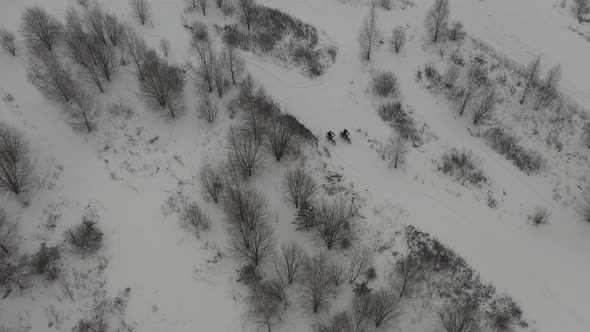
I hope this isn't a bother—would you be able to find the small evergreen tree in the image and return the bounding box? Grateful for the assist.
[294,201,316,231]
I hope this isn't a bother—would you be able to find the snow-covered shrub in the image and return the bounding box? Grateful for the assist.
[424,63,442,85]
[484,127,544,174]
[529,207,550,225]
[282,114,317,143]
[0,123,34,195]
[371,71,399,97]
[486,295,527,332]
[66,219,103,255]
[189,21,208,41]
[30,243,61,281]
[199,163,224,203]
[180,202,211,238]
[237,264,262,284]
[437,299,482,332]
[0,254,29,298]
[391,26,406,53]
[222,24,248,48]
[0,209,17,261]
[199,98,218,123]
[439,149,487,185]
[0,28,17,56]
[314,199,355,250]
[377,102,420,144]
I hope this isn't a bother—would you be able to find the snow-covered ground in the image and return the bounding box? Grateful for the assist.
[1,0,589,331]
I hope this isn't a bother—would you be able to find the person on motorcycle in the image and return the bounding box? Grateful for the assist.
[341,129,349,138]
[327,130,335,139]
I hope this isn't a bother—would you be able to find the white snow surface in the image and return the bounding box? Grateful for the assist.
[0,0,589,331]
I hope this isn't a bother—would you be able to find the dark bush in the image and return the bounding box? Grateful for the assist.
[66,219,103,255]
[189,21,208,41]
[353,281,372,296]
[365,266,377,280]
[371,72,399,97]
[486,295,527,331]
[376,102,419,143]
[485,127,544,174]
[31,243,61,281]
[529,207,550,225]
[222,24,248,48]
[439,149,487,185]
[237,264,262,284]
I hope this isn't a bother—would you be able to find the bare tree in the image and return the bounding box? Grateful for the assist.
[199,163,224,203]
[520,55,542,105]
[249,279,286,331]
[198,0,209,15]
[359,1,380,61]
[199,95,219,123]
[316,311,356,332]
[21,7,62,50]
[265,114,301,161]
[300,252,338,313]
[391,254,421,298]
[129,0,151,25]
[443,64,460,89]
[0,254,29,299]
[385,132,409,169]
[104,14,125,47]
[315,199,354,250]
[138,50,185,117]
[391,26,406,53]
[0,210,17,260]
[0,28,17,56]
[351,294,373,332]
[242,94,274,144]
[437,300,482,332]
[534,64,561,110]
[238,0,257,31]
[66,219,103,255]
[27,44,76,102]
[159,38,170,57]
[224,46,245,85]
[68,87,100,132]
[230,219,276,266]
[213,52,226,98]
[222,180,267,231]
[124,26,148,80]
[448,21,465,41]
[425,0,449,43]
[471,85,497,125]
[573,0,590,23]
[191,39,215,93]
[347,246,373,284]
[216,0,224,8]
[83,4,107,45]
[456,64,487,115]
[227,127,264,177]
[281,168,316,209]
[274,241,307,285]
[181,202,211,238]
[370,288,402,328]
[0,124,34,195]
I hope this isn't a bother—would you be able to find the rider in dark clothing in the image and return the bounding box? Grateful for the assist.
[327,130,335,139]
[341,129,349,137]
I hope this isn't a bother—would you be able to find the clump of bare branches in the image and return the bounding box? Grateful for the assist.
[533,65,561,110]
[83,4,108,45]
[138,50,185,118]
[104,13,125,47]
[238,0,258,31]
[199,95,219,123]
[0,124,34,195]
[371,71,399,97]
[300,252,339,313]
[189,21,209,41]
[124,27,148,80]
[65,218,103,255]
[21,6,63,50]
[230,218,276,266]
[0,28,18,56]
[437,299,482,332]
[0,253,29,299]
[30,243,61,282]
[0,210,17,260]
[27,44,76,103]
[181,202,211,238]
[529,207,550,226]
[224,46,245,85]
[199,163,224,203]
[370,288,402,328]
[455,64,488,116]
[359,1,380,61]
[391,26,406,53]
[191,39,216,94]
[68,88,100,132]
[347,246,373,284]
[265,114,301,161]
[314,199,355,250]
[316,310,357,332]
[448,21,465,41]
[520,55,542,105]
[384,132,409,169]
[572,0,590,23]
[281,168,316,209]
[213,52,226,98]
[274,241,307,285]
[439,148,487,185]
[471,85,497,125]
[159,38,170,57]
[390,254,422,298]
[248,279,287,331]
[227,127,264,177]
[129,0,151,25]
[425,0,449,43]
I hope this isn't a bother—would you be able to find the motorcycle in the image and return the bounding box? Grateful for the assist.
[326,132,336,145]
[340,131,351,144]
